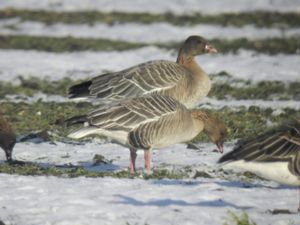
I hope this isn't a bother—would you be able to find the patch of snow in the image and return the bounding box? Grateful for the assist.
[2,142,221,171]
[0,141,299,225]
[1,19,300,42]
[0,0,299,14]
[0,48,299,83]
[2,93,69,103]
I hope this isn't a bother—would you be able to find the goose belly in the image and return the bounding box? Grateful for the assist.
[223,160,300,186]
[151,120,200,149]
[153,129,197,148]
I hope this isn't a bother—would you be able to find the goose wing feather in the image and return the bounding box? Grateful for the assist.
[219,120,300,164]
[87,95,181,132]
[89,60,190,100]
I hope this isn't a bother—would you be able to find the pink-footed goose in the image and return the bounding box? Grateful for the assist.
[68,35,217,108]
[218,119,300,211]
[66,95,227,174]
[0,112,16,161]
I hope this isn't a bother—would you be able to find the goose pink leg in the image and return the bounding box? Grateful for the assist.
[129,148,137,175]
[144,149,152,174]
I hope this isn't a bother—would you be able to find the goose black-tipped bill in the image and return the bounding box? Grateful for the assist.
[205,44,218,53]
[216,142,224,153]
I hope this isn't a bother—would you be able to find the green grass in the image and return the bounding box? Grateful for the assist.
[1,9,300,27]
[1,76,299,142]
[224,211,257,225]
[0,35,144,52]
[0,101,94,137]
[0,35,299,54]
[1,100,299,142]
[0,162,184,179]
[210,80,300,100]
[1,76,299,101]
[0,77,78,98]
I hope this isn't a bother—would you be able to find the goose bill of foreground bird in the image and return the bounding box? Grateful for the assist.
[68,35,217,108]
[218,119,300,211]
[66,95,227,174]
[0,114,16,161]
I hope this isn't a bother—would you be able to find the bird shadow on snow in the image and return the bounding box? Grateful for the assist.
[113,194,252,210]
[215,180,298,190]
[148,179,293,191]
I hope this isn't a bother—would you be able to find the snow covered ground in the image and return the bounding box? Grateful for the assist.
[0,142,299,225]
[1,173,298,225]
[1,174,299,225]
[1,142,221,171]
[0,0,299,14]
[1,1,300,225]
[1,19,300,42]
[0,48,299,83]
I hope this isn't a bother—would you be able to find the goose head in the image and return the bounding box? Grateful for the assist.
[192,110,227,153]
[181,35,218,57]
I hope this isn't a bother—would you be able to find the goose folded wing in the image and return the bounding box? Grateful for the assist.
[230,122,300,163]
[86,95,180,131]
[89,61,189,100]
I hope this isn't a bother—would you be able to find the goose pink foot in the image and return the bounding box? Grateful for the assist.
[129,148,137,175]
[144,149,152,174]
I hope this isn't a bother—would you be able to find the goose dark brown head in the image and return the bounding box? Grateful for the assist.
[181,35,218,56]
[192,109,228,153]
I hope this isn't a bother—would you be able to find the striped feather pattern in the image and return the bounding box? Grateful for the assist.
[87,94,181,132]
[89,60,187,100]
[68,94,205,149]
[68,36,214,108]
[219,119,300,177]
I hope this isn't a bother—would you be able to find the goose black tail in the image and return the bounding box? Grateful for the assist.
[64,115,88,127]
[68,81,92,98]
[218,148,239,164]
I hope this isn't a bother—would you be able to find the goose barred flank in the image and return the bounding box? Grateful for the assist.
[67,95,227,174]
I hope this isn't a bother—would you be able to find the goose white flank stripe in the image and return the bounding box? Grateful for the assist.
[218,118,300,211]
[69,35,217,109]
[66,95,228,174]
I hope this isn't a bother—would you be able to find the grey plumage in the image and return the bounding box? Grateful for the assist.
[68,36,216,108]
[68,95,193,149]
[67,95,227,173]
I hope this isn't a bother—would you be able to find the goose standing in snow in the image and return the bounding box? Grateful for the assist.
[66,95,227,174]
[218,119,300,211]
[0,113,16,161]
[68,35,217,108]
